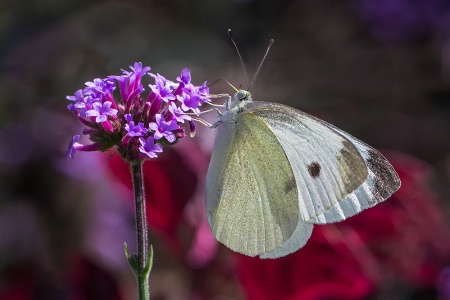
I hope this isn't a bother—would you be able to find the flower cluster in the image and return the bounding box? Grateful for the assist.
[66,63,210,162]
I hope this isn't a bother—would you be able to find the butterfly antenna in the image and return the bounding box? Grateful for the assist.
[208,78,239,92]
[248,38,274,90]
[228,29,250,88]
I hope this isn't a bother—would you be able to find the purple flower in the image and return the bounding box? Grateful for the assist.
[178,79,210,109]
[150,73,175,88]
[85,101,118,123]
[84,78,115,98]
[149,114,179,143]
[65,135,101,158]
[189,120,196,138]
[67,103,78,114]
[112,73,132,101]
[66,62,210,162]
[139,137,163,158]
[114,63,151,104]
[124,114,148,137]
[178,93,201,115]
[169,102,191,123]
[66,135,81,159]
[125,62,151,95]
[66,89,85,106]
[149,84,175,103]
[149,73,177,103]
[66,90,90,117]
[127,84,145,102]
[128,62,151,78]
[177,68,191,85]
[198,81,211,104]
[122,62,151,85]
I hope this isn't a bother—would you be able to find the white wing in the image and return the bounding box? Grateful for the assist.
[246,101,400,225]
[259,219,313,259]
[308,123,401,224]
[206,113,304,257]
[206,100,400,259]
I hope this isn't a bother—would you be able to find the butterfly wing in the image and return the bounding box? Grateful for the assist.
[250,101,401,259]
[206,112,304,257]
[247,101,400,225]
[308,123,401,224]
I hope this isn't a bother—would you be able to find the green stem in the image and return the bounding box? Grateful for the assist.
[131,162,150,300]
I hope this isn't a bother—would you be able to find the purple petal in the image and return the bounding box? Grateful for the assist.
[139,137,163,158]
[124,114,133,123]
[169,102,191,123]
[66,135,81,159]
[189,120,196,138]
[177,68,191,84]
[163,131,176,143]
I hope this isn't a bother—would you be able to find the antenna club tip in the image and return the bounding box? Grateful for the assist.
[270,39,275,44]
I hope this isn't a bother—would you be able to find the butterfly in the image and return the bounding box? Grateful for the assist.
[205,89,401,258]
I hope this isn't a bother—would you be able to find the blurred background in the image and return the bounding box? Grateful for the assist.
[1,0,449,299]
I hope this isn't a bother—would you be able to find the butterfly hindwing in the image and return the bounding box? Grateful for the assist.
[206,112,301,257]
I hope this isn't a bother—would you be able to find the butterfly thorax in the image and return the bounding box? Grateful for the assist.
[221,90,251,118]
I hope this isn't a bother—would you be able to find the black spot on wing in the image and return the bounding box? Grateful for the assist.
[307,162,321,178]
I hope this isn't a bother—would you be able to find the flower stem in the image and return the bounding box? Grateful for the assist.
[131,161,150,300]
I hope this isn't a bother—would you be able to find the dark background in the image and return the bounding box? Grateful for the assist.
[1,0,449,299]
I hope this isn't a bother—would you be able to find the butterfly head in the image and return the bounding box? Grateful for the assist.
[234,90,252,103]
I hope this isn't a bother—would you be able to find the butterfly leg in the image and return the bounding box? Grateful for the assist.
[210,119,222,128]
[208,94,230,109]
[226,96,232,110]
[208,93,230,99]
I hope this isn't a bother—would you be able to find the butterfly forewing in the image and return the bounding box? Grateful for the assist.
[245,101,400,224]
[306,123,401,224]
[206,112,300,257]
[246,102,369,221]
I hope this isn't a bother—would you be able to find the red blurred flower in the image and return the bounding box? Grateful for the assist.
[237,230,373,300]
[341,152,450,287]
[106,138,218,264]
[108,147,197,255]
[236,152,450,300]
[106,142,450,299]
[107,138,223,298]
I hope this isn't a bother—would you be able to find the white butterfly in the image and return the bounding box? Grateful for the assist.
[205,90,401,259]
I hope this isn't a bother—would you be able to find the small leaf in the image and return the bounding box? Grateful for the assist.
[124,242,139,274]
[142,245,154,277]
